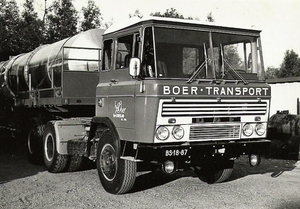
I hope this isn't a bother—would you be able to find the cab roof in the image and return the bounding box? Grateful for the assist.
[104,16,262,36]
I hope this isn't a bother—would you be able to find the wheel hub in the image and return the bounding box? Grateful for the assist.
[44,133,55,162]
[100,144,117,181]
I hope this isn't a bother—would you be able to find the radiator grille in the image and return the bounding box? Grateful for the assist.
[190,124,240,140]
[162,101,267,117]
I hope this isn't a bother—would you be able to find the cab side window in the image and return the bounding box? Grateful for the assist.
[116,35,133,69]
[102,39,113,71]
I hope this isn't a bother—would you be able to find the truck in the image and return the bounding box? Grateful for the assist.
[266,77,300,160]
[0,17,271,194]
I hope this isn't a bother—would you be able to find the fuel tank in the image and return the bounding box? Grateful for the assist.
[0,28,104,100]
[268,111,300,160]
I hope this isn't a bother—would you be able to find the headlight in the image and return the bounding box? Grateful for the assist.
[242,123,253,136]
[255,123,266,136]
[156,126,169,141]
[172,126,184,140]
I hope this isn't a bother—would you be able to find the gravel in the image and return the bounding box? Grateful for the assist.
[1,136,300,209]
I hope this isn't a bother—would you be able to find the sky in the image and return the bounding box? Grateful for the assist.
[15,0,300,69]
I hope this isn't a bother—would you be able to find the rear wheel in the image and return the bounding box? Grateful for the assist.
[43,123,69,173]
[194,161,234,184]
[67,155,84,172]
[27,117,45,165]
[96,130,136,194]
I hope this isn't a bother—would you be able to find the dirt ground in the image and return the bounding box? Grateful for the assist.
[1,135,300,209]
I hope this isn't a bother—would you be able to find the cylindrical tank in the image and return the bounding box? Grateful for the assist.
[0,28,104,99]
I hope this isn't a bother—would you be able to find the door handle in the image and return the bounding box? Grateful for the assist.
[110,79,119,84]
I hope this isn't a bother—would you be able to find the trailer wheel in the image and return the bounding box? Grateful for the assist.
[43,123,69,173]
[27,117,45,165]
[194,161,234,184]
[67,155,84,172]
[96,130,136,194]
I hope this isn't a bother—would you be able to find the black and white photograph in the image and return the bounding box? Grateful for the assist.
[1,0,300,208]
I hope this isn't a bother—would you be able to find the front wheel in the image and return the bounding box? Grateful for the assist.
[43,122,69,173]
[96,130,136,194]
[194,161,234,184]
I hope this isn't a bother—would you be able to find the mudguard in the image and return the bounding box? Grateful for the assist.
[51,119,90,155]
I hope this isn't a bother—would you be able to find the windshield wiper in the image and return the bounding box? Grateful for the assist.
[187,60,208,84]
[223,59,248,85]
[219,43,247,85]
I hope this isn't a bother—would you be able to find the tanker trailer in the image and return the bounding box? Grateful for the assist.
[0,28,104,165]
[268,111,300,160]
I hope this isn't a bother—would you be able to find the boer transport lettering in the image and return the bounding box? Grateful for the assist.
[163,86,270,96]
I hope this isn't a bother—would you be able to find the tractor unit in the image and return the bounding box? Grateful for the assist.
[0,17,271,194]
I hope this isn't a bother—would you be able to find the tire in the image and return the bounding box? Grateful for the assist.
[43,122,69,173]
[194,161,234,184]
[67,155,84,172]
[96,130,136,194]
[27,117,45,165]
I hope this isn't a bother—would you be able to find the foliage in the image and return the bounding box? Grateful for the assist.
[129,9,143,18]
[0,0,21,57]
[18,0,44,52]
[206,12,214,22]
[45,0,78,43]
[266,50,300,79]
[277,50,300,78]
[224,45,242,69]
[80,0,102,31]
[151,8,184,19]
[265,67,279,79]
[0,0,6,56]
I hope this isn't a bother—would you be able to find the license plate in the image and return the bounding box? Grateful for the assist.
[165,149,188,157]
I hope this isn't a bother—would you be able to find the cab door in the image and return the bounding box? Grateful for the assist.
[106,33,140,141]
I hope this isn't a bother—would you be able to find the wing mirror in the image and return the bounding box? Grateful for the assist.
[129,58,141,78]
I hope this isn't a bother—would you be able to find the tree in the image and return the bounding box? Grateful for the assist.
[18,0,44,52]
[80,0,102,31]
[151,8,184,19]
[0,0,6,60]
[206,12,214,22]
[129,9,143,18]
[224,45,242,69]
[45,0,78,43]
[0,0,21,58]
[277,50,300,78]
[265,67,279,79]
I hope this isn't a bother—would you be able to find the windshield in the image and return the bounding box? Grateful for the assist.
[142,26,264,82]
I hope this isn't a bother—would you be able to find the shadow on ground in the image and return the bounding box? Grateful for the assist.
[0,132,96,184]
[0,134,45,184]
[1,132,298,190]
[130,170,189,193]
[229,156,298,181]
[130,156,298,193]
